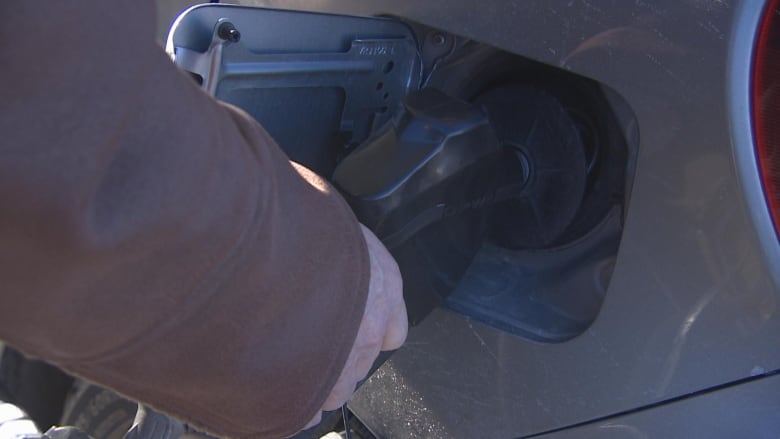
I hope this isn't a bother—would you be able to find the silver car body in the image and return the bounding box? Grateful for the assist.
[169,1,780,437]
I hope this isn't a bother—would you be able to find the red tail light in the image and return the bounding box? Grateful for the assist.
[753,0,780,239]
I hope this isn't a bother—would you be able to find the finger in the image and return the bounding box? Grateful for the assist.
[382,299,408,351]
[381,272,408,351]
[321,378,356,411]
[321,351,359,411]
[303,411,322,430]
[353,342,383,383]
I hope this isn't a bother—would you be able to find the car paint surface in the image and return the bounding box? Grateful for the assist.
[177,1,780,437]
[535,372,780,439]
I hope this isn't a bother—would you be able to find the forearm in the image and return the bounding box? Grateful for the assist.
[0,2,369,437]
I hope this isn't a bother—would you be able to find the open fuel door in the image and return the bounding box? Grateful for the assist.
[167,5,421,177]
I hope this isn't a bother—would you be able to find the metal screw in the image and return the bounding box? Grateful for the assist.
[431,33,447,46]
[217,22,241,43]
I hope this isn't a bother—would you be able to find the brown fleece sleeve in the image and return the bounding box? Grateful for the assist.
[0,2,369,438]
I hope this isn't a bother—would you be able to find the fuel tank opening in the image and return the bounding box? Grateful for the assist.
[475,85,588,250]
[421,43,635,342]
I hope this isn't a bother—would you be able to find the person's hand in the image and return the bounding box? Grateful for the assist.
[304,224,408,429]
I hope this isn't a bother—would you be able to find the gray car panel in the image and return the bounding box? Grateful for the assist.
[306,0,780,437]
[534,373,780,439]
[205,0,779,437]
